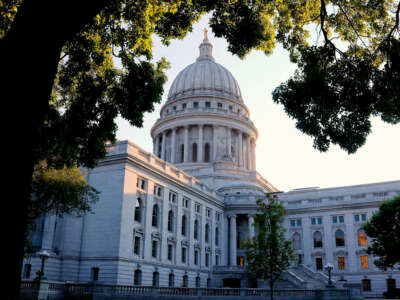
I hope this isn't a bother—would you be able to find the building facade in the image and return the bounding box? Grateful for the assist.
[23,33,400,296]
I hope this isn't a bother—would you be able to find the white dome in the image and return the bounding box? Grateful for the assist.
[167,37,243,104]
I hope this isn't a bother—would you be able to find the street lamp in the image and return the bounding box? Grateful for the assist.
[38,250,50,280]
[324,263,334,287]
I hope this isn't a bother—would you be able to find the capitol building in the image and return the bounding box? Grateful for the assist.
[24,34,400,296]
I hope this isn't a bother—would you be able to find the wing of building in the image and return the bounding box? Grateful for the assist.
[23,34,400,296]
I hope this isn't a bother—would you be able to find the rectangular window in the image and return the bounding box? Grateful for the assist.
[92,267,99,281]
[194,250,199,265]
[338,257,346,270]
[361,256,369,269]
[134,236,140,255]
[195,203,201,213]
[361,214,366,221]
[216,255,220,266]
[23,264,31,279]
[339,215,344,223]
[182,247,187,263]
[182,103,187,109]
[311,218,316,225]
[182,198,189,208]
[332,216,338,224]
[205,102,211,108]
[229,105,233,111]
[205,253,209,267]
[152,240,158,258]
[173,106,176,110]
[217,102,222,108]
[206,208,211,218]
[297,219,302,226]
[354,214,360,222]
[154,186,163,197]
[316,258,323,270]
[216,212,221,221]
[318,217,322,224]
[169,191,177,203]
[362,279,371,291]
[290,220,296,227]
[168,244,173,261]
[193,102,199,108]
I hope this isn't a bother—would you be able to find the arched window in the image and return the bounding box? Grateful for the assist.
[313,231,323,248]
[196,276,201,288]
[192,143,197,162]
[168,210,174,232]
[152,272,159,287]
[204,143,210,162]
[180,144,184,163]
[134,269,142,286]
[335,229,345,247]
[205,223,210,243]
[292,232,301,250]
[152,204,158,227]
[194,219,199,240]
[134,198,142,223]
[215,227,219,246]
[182,215,187,236]
[168,273,175,287]
[183,275,188,287]
[358,229,368,246]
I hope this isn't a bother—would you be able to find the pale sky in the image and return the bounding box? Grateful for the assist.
[116,15,399,192]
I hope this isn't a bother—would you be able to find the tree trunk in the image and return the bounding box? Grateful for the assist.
[1,1,108,299]
[269,280,274,300]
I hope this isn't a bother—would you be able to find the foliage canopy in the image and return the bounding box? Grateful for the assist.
[364,194,400,270]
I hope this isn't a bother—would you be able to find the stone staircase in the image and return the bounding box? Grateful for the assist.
[283,264,332,290]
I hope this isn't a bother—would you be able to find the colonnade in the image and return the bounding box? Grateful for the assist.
[226,214,255,266]
[153,124,256,170]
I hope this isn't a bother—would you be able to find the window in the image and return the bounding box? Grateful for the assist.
[362,279,371,291]
[205,102,211,108]
[207,278,211,288]
[216,255,220,266]
[313,231,323,248]
[229,105,233,111]
[134,269,142,285]
[290,219,301,227]
[205,223,210,243]
[152,240,158,258]
[216,212,221,221]
[358,229,368,246]
[215,227,219,246]
[192,143,197,162]
[194,250,199,265]
[91,267,99,281]
[311,217,322,225]
[182,198,189,208]
[361,256,369,269]
[154,185,163,197]
[169,273,175,287]
[23,264,31,279]
[152,204,159,227]
[335,229,345,247]
[316,258,323,270]
[180,144,184,163]
[182,215,187,236]
[182,247,187,263]
[206,208,211,218]
[333,215,344,223]
[194,219,199,240]
[173,105,176,110]
[168,210,174,232]
[195,203,201,213]
[237,256,245,267]
[183,275,188,287]
[205,253,210,267]
[134,236,141,255]
[354,214,360,222]
[361,213,366,221]
[193,102,199,108]
[204,143,211,162]
[182,103,187,109]
[217,102,222,108]
[140,178,146,190]
[196,276,201,288]
[339,215,344,223]
[134,198,142,223]
[292,232,301,250]
[338,256,346,270]
[169,191,177,203]
[168,244,173,261]
[152,272,159,287]
[387,278,396,291]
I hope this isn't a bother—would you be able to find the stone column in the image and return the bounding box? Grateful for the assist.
[246,134,251,170]
[252,139,256,170]
[227,127,232,157]
[238,131,243,168]
[155,134,160,157]
[223,215,229,265]
[171,128,176,163]
[198,124,204,163]
[161,131,166,160]
[184,126,189,163]
[230,215,237,266]
[144,182,155,260]
[248,215,255,240]
[41,214,56,251]
[213,125,218,161]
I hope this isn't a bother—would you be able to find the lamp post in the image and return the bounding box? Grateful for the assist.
[324,263,334,287]
[38,250,50,280]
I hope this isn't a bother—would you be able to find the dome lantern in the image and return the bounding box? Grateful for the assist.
[197,28,215,62]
